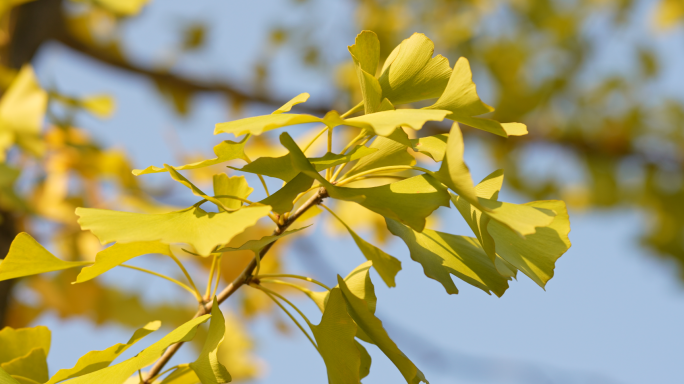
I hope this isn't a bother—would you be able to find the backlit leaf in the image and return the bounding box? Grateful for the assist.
[386,218,510,297]
[133,139,247,175]
[346,130,415,177]
[164,165,232,211]
[190,298,232,384]
[273,93,310,114]
[80,95,115,118]
[0,367,20,384]
[215,113,322,137]
[433,123,480,208]
[160,365,199,384]
[348,31,382,113]
[46,321,161,383]
[66,315,211,384]
[338,277,428,384]
[325,207,401,287]
[310,288,361,384]
[75,241,173,283]
[0,349,48,384]
[0,233,90,281]
[379,33,452,105]
[213,174,253,212]
[0,326,50,365]
[76,205,272,256]
[410,134,448,162]
[216,226,310,257]
[259,173,314,214]
[344,109,449,137]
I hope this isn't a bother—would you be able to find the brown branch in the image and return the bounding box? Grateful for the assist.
[143,187,328,382]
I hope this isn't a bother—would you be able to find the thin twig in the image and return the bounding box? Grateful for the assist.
[142,187,328,382]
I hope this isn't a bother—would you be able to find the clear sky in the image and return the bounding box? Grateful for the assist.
[25,0,684,383]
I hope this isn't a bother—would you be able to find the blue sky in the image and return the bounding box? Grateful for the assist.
[24,0,684,383]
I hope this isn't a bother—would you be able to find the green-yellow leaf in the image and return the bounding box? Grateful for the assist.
[477,198,555,237]
[259,173,314,214]
[213,174,253,212]
[0,233,90,281]
[76,205,272,256]
[190,298,232,383]
[344,109,449,137]
[46,321,161,383]
[0,326,50,366]
[411,134,448,162]
[215,113,322,137]
[386,218,509,297]
[8,376,40,384]
[488,200,571,288]
[0,367,20,384]
[73,0,150,16]
[216,226,310,255]
[310,288,361,384]
[338,277,428,384]
[66,315,211,384]
[80,95,115,118]
[0,348,48,383]
[433,123,480,209]
[273,93,310,114]
[425,58,526,137]
[346,129,415,177]
[309,146,378,170]
[325,207,401,287]
[160,365,199,384]
[164,165,232,212]
[349,31,382,114]
[74,241,173,283]
[379,33,452,105]
[133,138,247,175]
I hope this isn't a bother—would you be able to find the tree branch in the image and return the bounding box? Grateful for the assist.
[143,187,328,382]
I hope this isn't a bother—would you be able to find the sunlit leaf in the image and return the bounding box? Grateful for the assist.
[259,173,314,214]
[164,165,233,211]
[273,93,310,114]
[74,241,173,283]
[344,109,449,136]
[346,129,415,177]
[386,218,510,297]
[0,348,47,384]
[338,277,428,384]
[425,58,526,137]
[76,205,272,256]
[66,315,211,384]
[325,207,401,287]
[46,321,161,383]
[213,174,253,212]
[133,138,247,175]
[310,288,361,384]
[0,233,90,281]
[379,33,452,105]
[488,200,571,288]
[72,0,150,16]
[309,146,378,170]
[0,367,20,384]
[80,95,115,118]
[190,298,232,384]
[215,113,322,137]
[216,226,310,257]
[160,365,199,384]
[348,30,382,113]
[410,134,448,162]
[433,123,480,208]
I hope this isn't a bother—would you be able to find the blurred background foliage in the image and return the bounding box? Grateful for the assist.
[0,0,683,381]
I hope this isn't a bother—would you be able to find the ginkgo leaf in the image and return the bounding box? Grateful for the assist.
[164,165,232,211]
[235,146,377,182]
[0,65,47,160]
[310,288,361,384]
[160,365,199,384]
[349,31,382,114]
[80,95,115,118]
[74,241,173,283]
[76,205,272,256]
[66,315,211,384]
[259,173,314,214]
[476,198,556,237]
[346,130,415,177]
[273,93,310,114]
[0,348,48,384]
[488,200,571,288]
[425,57,526,137]
[433,123,480,209]
[0,233,91,281]
[344,109,450,136]
[8,376,40,384]
[357,341,372,380]
[280,132,448,232]
[324,206,401,287]
[214,174,253,211]
[302,261,377,315]
[133,139,247,175]
[410,134,448,162]
[190,298,232,384]
[386,218,510,297]
[74,0,150,16]
[46,321,161,383]
[0,367,20,384]
[338,277,428,384]
[0,326,50,366]
[216,226,310,255]
[215,113,322,137]
[379,33,452,105]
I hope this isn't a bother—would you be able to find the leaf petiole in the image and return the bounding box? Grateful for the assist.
[254,273,330,290]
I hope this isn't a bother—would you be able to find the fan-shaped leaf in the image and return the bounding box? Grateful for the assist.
[216,226,310,255]
[0,367,20,384]
[75,241,173,283]
[0,326,50,366]
[133,139,247,175]
[76,205,272,256]
[213,174,253,212]
[46,321,161,383]
[273,93,310,114]
[0,233,90,281]
[346,130,415,177]
[411,134,448,162]
[349,31,382,113]
[259,173,314,214]
[0,349,48,384]
[190,298,232,383]
[386,218,509,297]
[344,109,449,137]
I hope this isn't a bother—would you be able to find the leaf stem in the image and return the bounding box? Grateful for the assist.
[204,255,218,300]
[167,253,203,302]
[340,101,364,118]
[211,255,222,298]
[302,125,329,154]
[255,274,330,290]
[258,279,324,294]
[335,165,434,187]
[251,284,318,351]
[119,264,203,303]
